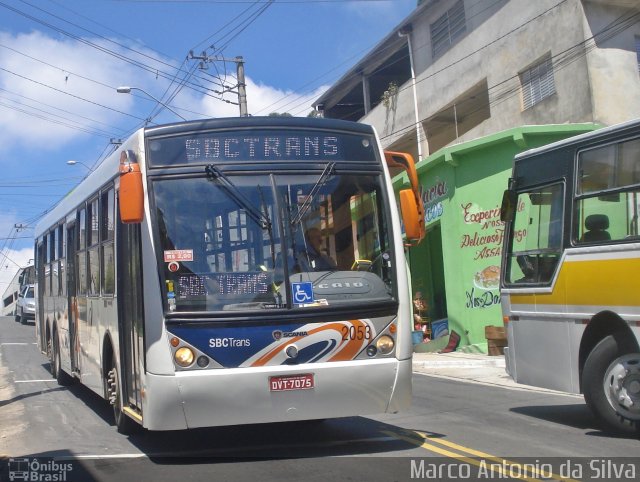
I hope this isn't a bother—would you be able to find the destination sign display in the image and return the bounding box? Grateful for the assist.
[148,129,376,166]
[186,135,339,162]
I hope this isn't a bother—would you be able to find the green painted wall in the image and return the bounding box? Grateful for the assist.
[396,124,601,352]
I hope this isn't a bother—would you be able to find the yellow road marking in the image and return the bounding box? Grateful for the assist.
[383,430,581,482]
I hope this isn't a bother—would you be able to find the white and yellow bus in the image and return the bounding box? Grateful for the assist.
[34,116,424,433]
[500,118,640,433]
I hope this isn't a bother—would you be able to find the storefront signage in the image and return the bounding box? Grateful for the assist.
[422,180,448,223]
[426,203,443,222]
[460,202,504,261]
[422,180,448,205]
[459,202,528,261]
[465,286,501,309]
[458,199,529,309]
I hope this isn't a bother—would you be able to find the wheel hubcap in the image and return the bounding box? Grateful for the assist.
[107,368,118,405]
[604,354,640,421]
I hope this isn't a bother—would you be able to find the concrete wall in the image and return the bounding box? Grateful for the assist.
[362,0,640,158]
[582,1,640,125]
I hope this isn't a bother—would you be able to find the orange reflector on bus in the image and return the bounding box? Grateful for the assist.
[170,337,180,347]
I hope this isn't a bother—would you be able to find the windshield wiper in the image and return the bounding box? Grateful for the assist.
[205,164,271,230]
[291,161,336,226]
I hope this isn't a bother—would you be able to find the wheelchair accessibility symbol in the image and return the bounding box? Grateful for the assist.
[292,282,314,304]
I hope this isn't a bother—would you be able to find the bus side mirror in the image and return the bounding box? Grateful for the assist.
[119,150,144,224]
[500,189,516,222]
[399,189,422,242]
[384,151,425,244]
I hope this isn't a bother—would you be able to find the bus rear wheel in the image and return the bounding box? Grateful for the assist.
[106,355,139,435]
[583,335,640,434]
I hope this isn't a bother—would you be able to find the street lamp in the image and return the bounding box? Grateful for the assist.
[66,160,93,170]
[117,86,187,121]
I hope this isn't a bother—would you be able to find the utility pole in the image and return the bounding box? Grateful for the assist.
[189,51,248,117]
[235,56,248,117]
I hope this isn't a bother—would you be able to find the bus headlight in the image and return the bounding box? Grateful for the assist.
[375,335,394,355]
[175,347,195,367]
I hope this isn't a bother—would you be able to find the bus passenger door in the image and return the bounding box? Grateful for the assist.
[117,220,144,411]
[66,223,79,373]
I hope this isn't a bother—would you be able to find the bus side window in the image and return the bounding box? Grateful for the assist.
[506,184,563,286]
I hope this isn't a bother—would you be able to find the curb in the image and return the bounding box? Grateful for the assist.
[411,355,506,369]
[412,359,505,369]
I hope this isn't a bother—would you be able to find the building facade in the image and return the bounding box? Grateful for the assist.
[315,0,640,351]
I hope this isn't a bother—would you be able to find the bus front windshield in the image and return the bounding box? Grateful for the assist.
[153,170,395,314]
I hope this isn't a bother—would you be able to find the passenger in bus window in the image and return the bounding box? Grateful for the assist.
[298,227,336,271]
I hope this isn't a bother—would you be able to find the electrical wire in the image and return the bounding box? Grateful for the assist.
[254,0,507,116]
[376,8,640,146]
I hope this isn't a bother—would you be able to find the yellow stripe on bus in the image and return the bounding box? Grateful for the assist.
[510,256,640,307]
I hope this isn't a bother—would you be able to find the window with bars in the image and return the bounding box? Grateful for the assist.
[431,0,466,59]
[520,56,556,110]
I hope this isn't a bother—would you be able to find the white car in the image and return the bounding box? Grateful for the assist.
[15,284,35,325]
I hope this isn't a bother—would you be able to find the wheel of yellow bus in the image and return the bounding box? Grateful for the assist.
[583,335,640,435]
[107,354,139,435]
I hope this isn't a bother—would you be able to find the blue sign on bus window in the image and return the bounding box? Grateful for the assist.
[292,282,314,305]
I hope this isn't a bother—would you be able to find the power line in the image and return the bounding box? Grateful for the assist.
[0,84,129,135]
[257,0,506,116]
[0,0,228,97]
[377,8,640,146]
[0,99,122,139]
[190,0,266,52]
[0,66,147,120]
[1,0,262,122]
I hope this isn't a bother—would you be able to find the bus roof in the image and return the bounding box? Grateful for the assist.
[513,118,640,163]
[143,115,376,138]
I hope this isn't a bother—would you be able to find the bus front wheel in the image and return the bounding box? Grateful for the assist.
[583,335,640,434]
[107,355,139,435]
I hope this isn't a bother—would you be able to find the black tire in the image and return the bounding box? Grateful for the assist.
[583,335,640,434]
[51,330,75,386]
[107,355,139,435]
[19,309,26,325]
[47,337,54,376]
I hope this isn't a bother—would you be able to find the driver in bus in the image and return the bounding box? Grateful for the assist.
[297,227,336,272]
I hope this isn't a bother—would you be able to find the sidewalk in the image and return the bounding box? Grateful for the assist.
[411,351,517,389]
[411,351,578,395]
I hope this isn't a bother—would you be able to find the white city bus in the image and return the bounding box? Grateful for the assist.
[35,116,424,433]
[500,118,640,434]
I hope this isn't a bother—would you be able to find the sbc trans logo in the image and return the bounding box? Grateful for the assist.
[8,458,73,481]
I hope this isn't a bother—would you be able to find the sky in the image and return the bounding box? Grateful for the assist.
[0,0,417,293]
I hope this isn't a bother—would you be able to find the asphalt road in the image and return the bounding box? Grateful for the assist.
[1,315,638,481]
